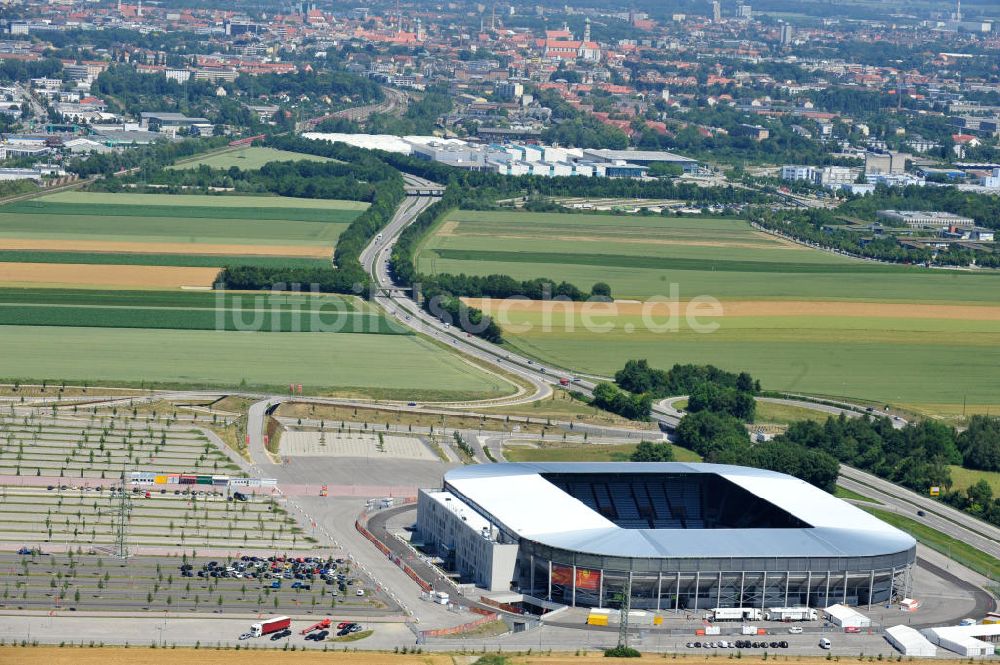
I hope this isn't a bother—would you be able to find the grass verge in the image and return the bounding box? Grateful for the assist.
[834,485,881,504]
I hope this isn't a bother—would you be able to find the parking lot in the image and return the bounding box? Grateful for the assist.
[0,550,398,615]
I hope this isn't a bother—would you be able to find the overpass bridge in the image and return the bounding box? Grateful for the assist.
[404,187,445,197]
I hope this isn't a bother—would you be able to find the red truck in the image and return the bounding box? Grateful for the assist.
[251,615,291,637]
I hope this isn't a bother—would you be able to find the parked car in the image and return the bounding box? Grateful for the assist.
[238,633,253,641]
[788,626,803,634]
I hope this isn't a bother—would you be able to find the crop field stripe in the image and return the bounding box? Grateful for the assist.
[36,191,369,209]
[3,202,362,224]
[0,287,356,310]
[0,250,329,269]
[428,248,953,274]
[0,304,408,334]
[0,325,512,396]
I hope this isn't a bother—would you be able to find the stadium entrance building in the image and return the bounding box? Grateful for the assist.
[416,463,916,610]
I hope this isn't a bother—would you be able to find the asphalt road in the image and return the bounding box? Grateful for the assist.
[839,466,1000,561]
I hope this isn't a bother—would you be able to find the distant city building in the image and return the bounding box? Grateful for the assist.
[139,112,210,132]
[865,151,907,175]
[781,165,816,182]
[712,0,721,22]
[737,4,752,19]
[734,123,769,141]
[165,69,191,84]
[818,166,854,187]
[780,24,794,45]
[876,210,975,229]
[494,81,524,101]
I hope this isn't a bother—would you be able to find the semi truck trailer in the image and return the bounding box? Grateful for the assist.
[251,615,291,637]
[764,607,818,621]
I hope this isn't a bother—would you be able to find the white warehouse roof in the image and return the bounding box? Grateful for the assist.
[442,463,916,559]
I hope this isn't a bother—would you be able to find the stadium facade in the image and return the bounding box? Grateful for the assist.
[416,463,917,610]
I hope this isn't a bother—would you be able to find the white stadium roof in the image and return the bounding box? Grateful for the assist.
[443,463,916,559]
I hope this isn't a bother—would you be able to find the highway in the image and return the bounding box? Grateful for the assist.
[356,178,684,429]
[838,465,1000,561]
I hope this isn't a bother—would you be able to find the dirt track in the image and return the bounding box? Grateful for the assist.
[0,238,329,258]
[465,298,1000,321]
[0,263,220,288]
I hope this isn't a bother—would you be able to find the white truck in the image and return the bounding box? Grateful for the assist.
[708,607,762,621]
[764,607,818,622]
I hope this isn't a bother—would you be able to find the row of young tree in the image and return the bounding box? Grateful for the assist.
[753,207,1000,268]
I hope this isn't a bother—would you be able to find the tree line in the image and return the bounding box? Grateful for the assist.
[71,135,231,179]
[216,136,405,296]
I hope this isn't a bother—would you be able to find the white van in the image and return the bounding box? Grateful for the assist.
[819,638,831,650]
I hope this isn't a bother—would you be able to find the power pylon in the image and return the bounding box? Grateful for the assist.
[617,573,632,649]
[108,463,134,559]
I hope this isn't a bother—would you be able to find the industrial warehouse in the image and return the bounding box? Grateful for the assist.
[416,463,917,611]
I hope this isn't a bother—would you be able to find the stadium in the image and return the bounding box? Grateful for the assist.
[416,462,917,610]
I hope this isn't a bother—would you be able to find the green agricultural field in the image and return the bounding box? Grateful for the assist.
[0,192,365,248]
[0,250,327,269]
[169,146,334,171]
[485,308,1000,411]
[427,210,1000,413]
[420,210,1000,303]
[0,288,403,333]
[36,191,368,210]
[0,325,511,399]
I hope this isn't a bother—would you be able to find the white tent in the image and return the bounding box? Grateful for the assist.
[885,625,937,657]
[921,624,1000,657]
[825,604,872,628]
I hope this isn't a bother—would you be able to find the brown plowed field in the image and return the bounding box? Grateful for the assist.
[0,263,220,289]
